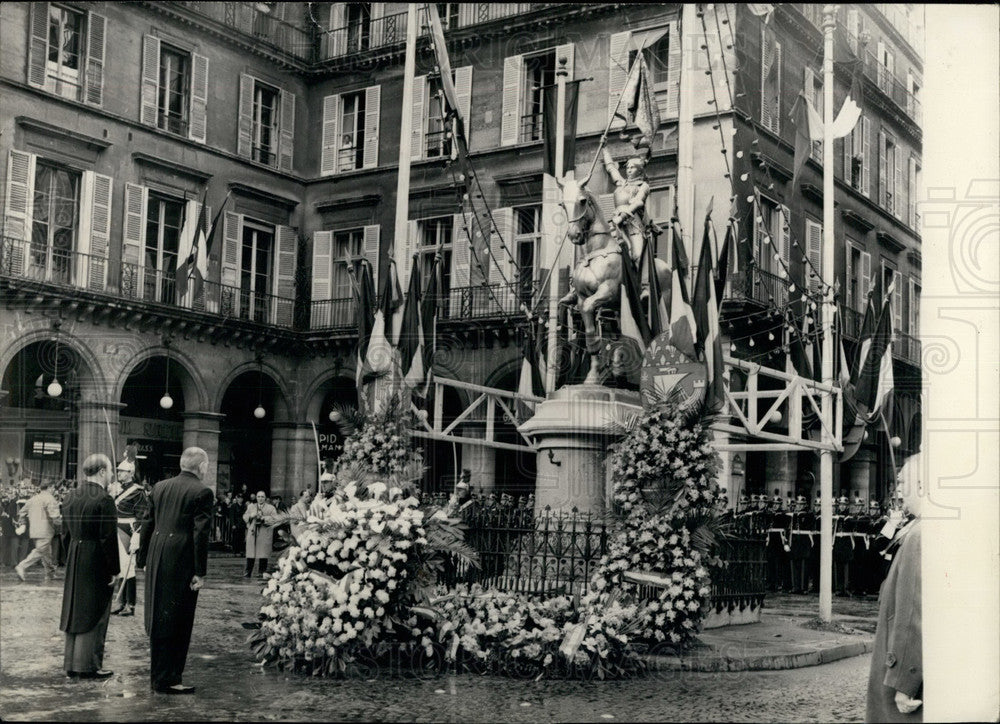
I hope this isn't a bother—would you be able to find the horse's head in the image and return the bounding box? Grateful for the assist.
[558,177,594,246]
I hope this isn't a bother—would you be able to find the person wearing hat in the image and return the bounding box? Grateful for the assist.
[111,459,149,616]
[445,470,475,519]
[309,472,335,518]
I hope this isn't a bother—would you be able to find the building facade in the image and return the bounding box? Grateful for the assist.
[0,2,922,507]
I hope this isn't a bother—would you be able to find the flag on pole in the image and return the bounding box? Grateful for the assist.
[714,220,734,302]
[616,50,662,145]
[692,213,726,411]
[426,3,463,134]
[353,262,377,394]
[366,255,402,378]
[543,81,581,177]
[853,271,883,379]
[791,92,823,190]
[518,321,546,399]
[835,307,852,389]
[397,255,424,389]
[175,192,208,302]
[418,252,441,396]
[785,307,815,380]
[667,220,698,360]
[619,240,651,347]
[855,280,894,421]
[643,234,667,338]
[831,26,865,138]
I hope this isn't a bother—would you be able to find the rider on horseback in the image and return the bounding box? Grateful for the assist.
[602,147,652,264]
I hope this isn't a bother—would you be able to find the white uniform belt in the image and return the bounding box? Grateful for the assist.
[118,517,137,525]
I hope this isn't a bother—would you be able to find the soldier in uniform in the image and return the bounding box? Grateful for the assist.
[833,493,854,595]
[111,459,150,616]
[789,494,814,594]
[764,489,789,592]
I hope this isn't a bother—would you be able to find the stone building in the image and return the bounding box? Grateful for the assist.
[0,2,921,506]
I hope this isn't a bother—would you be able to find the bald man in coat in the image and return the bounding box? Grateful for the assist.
[137,447,213,695]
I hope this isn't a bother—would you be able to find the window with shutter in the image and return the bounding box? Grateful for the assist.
[140,192,185,304]
[891,269,901,333]
[608,31,630,129]
[271,225,297,326]
[335,90,367,172]
[311,231,334,328]
[31,4,91,102]
[861,115,872,197]
[805,218,823,291]
[500,54,524,146]
[893,140,903,220]
[908,278,920,336]
[84,12,106,106]
[363,224,380,289]
[363,85,381,169]
[84,172,112,292]
[846,242,860,312]
[237,74,255,158]
[760,28,782,134]
[411,75,427,160]
[121,184,147,302]
[489,207,515,314]
[238,218,274,324]
[878,129,887,208]
[321,94,340,176]
[519,50,557,143]
[860,251,872,309]
[189,53,209,143]
[22,160,81,286]
[4,151,36,253]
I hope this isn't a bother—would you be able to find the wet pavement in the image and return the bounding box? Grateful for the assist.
[1,555,871,722]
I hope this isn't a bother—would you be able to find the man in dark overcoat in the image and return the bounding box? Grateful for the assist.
[60,453,120,678]
[866,481,923,722]
[137,446,213,695]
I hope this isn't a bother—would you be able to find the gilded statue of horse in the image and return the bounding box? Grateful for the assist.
[556,176,671,384]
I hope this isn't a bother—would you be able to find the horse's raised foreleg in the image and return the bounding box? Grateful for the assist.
[580,279,620,384]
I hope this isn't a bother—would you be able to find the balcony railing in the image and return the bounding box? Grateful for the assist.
[520,112,544,143]
[309,297,358,330]
[841,27,922,126]
[0,236,109,293]
[176,2,312,61]
[319,4,532,61]
[723,266,792,307]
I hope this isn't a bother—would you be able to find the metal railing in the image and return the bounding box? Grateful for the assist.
[520,112,544,143]
[437,505,769,613]
[840,27,922,126]
[309,297,357,330]
[177,2,312,61]
[724,266,791,307]
[841,303,864,339]
[0,236,109,292]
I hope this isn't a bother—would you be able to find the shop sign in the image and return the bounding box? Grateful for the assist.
[118,417,184,440]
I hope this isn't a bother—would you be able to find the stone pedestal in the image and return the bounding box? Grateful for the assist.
[182,411,225,494]
[76,400,126,472]
[270,422,317,502]
[518,385,642,515]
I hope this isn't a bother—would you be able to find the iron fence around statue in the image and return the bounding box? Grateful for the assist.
[436,504,768,612]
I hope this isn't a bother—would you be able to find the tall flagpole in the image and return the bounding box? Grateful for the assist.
[677,4,696,255]
[543,53,570,393]
[391,3,418,403]
[819,4,838,623]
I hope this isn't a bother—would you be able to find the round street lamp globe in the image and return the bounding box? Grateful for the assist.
[160,393,173,410]
[329,409,342,423]
[47,379,63,397]
[254,405,266,419]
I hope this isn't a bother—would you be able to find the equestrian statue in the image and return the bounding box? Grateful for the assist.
[557,146,671,384]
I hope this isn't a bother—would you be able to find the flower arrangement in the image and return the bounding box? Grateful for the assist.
[430,587,645,680]
[593,399,724,649]
[335,395,423,480]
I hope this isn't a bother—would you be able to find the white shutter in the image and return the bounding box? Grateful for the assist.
[279,89,295,171]
[140,35,160,126]
[893,142,903,219]
[877,40,886,91]
[3,151,35,247]
[27,3,49,89]
[500,54,524,146]
[805,219,822,291]
[272,225,297,326]
[860,251,872,310]
[772,41,782,133]
[666,21,682,118]
[189,53,209,142]
[908,278,918,335]
[221,211,242,289]
[908,155,917,227]
[454,66,473,132]
[321,94,340,176]
[311,231,333,328]
[891,270,902,333]
[843,121,854,182]
[878,129,887,207]
[451,214,471,288]
[847,9,859,53]
[84,12,106,106]
[370,3,385,46]
[411,75,426,160]
[490,207,515,313]
[363,224,380,289]
[556,42,575,82]
[363,85,381,168]
[403,220,418,287]
[121,183,146,298]
[82,172,111,291]
[845,244,855,311]
[328,3,346,57]
[237,75,254,158]
[861,115,872,197]
[608,31,631,129]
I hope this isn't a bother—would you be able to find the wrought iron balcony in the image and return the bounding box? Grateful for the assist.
[894,331,921,366]
[723,266,792,308]
[174,2,313,61]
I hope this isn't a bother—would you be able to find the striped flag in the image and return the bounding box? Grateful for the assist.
[667,220,697,360]
[397,255,424,390]
[418,252,441,396]
[353,262,377,395]
[619,240,651,347]
[692,213,725,410]
[518,320,545,399]
[856,279,894,422]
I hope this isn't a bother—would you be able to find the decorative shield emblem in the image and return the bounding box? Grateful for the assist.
[639,332,707,411]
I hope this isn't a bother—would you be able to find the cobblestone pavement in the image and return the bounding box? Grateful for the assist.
[0,557,869,722]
